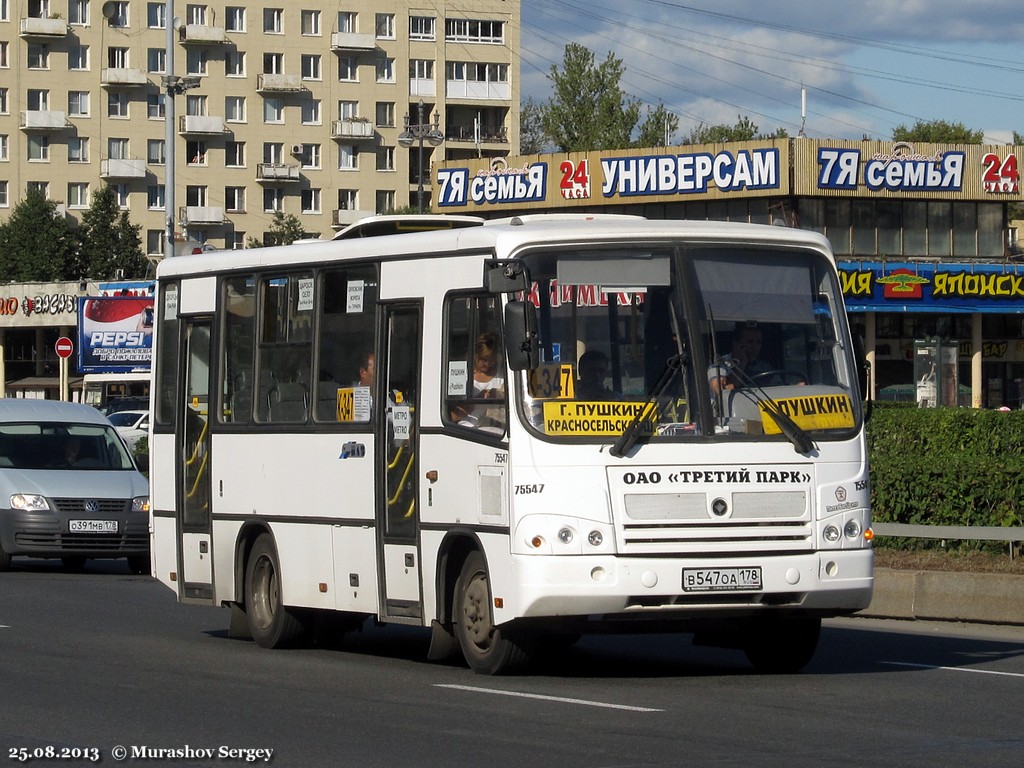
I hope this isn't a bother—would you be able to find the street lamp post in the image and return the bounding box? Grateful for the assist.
[398,100,444,213]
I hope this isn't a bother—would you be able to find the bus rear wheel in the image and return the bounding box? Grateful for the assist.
[454,551,533,675]
[245,534,307,648]
[743,615,821,674]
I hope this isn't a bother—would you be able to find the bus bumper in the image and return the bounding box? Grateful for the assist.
[508,549,873,621]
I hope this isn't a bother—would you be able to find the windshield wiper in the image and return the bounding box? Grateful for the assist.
[721,360,815,454]
[610,353,686,458]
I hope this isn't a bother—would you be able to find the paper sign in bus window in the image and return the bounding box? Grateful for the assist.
[447,361,468,396]
[297,278,314,312]
[347,280,365,313]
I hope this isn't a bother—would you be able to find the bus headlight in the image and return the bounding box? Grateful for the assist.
[132,496,150,513]
[557,527,574,544]
[10,493,49,511]
[823,524,841,543]
[844,519,862,539]
[588,530,603,547]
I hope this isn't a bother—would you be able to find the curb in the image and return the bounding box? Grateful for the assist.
[859,567,1024,625]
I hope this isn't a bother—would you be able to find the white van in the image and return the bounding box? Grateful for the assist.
[0,399,150,573]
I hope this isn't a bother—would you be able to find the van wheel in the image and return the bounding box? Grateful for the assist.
[743,616,821,674]
[127,554,150,575]
[454,550,533,675]
[244,534,307,648]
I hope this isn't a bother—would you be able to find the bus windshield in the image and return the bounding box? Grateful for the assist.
[517,243,861,444]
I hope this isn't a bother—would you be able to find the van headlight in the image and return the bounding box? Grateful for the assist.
[132,496,150,513]
[11,494,49,511]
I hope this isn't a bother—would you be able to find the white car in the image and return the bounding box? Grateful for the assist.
[107,410,149,450]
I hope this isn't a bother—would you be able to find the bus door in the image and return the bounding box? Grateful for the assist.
[377,305,423,621]
[178,318,214,601]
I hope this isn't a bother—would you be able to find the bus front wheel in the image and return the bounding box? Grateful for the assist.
[245,534,307,648]
[454,551,533,675]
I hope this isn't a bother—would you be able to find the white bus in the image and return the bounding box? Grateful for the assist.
[149,215,873,675]
[82,372,151,413]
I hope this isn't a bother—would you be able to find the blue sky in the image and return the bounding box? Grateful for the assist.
[519,0,1024,143]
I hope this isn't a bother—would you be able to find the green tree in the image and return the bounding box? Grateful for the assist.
[542,43,640,152]
[246,211,308,247]
[519,97,551,154]
[683,115,788,145]
[78,185,146,279]
[0,188,80,281]
[634,103,680,148]
[892,119,984,144]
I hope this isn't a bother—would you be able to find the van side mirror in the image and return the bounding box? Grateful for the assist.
[504,300,539,371]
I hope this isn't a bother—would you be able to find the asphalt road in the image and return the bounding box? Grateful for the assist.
[2,558,1024,768]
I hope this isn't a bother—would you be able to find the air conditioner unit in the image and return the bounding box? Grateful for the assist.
[290,143,304,156]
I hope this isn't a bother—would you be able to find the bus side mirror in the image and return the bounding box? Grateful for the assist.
[504,300,539,371]
[486,260,528,294]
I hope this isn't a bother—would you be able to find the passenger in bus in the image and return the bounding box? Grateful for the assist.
[355,352,375,388]
[575,350,620,400]
[472,332,504,400]
[709,322,773,395]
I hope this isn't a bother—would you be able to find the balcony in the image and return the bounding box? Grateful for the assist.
[180,206,226,226]
[101,68,150,88]
[256,74,306,93]
[446,125,509,146]
[100,157,147,179]
[256,163,301,182]
[179,115,227,135]
[330,31,375,51]
[19,110,70,131]
[409,79,436,99]
[445,81,512,102]
[178,24,228,44]
[332,209,375,227]
[331,119,375,140]
[19,16,69,38]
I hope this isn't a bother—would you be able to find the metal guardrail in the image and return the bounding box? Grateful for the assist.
[873,522,1023,558]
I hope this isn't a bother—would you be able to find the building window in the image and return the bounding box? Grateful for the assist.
[0,42,7,69]
[147,2,165,28]
[69,45,89,70]
[226,141,245,167]
[410,59,433,80]
[68,91,90,117]
[113,184,130,208]
[337,11,355,33]
[338,56,357,82]
[376,58,395,83]
[148,139,166,165]
[107,47,130,68]
[300,144,321,169]
[0,89,7,114]
[338,145,356,170]
[147,93,166,119]
[107,137,128,160]
[68,183,90,208]
[148,47,166,73]
[301,10,320,35]
[338,189,357,210]
[263,143,284,164]
[186,49,208,76]
[375,13,395,39]
[375,190,394,213]
[301,54,321,81]
[69,0,88,25]
[263,98,284,123]
[108,92,129,118]
[409,16,435,41]
[338,100,358,120]
[26,181,49,197]
[0,135,8,160]
[27,89,49,111]
[230,231,245,249]
[148,185,165,210]
[225,96,246,122]
[225,186,245,213]
[262,52,284,74]
[225,6,245,32]
[146,229,163,254]
[186,185,208,206]
[376,146,394,172]
[27,44,49,69]
[186,4,207,25]
[68,137,89,162]
[263,187,284,212]
[107,2,129,28]
[186,140,208,165]
[186,94,208,116]
[445,19,504,44]
[226,50,245,76]
[301,188,321,214]
[263,8,283,33]
[301,99,321,125]
[0,181,7,207]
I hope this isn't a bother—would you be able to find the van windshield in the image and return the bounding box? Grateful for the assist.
[0,422,137,471]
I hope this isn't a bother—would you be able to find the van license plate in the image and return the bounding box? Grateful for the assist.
[682,567,762,592]
[69,520,118,533]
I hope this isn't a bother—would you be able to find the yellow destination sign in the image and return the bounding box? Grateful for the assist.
[758,393,855,434]
[542,401,656,436]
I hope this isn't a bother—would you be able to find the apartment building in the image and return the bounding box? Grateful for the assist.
[0,0,520,255]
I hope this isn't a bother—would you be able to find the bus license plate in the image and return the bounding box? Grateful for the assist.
[682,567,762,592]
[69,520,118,533]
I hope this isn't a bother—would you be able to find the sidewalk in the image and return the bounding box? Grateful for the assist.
[860,568,1024,625]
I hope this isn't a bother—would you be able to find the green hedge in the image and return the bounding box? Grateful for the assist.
[867,405,1024,533]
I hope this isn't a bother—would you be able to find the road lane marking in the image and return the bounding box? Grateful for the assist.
[434,684,663,712]
[882,661,1024,679]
